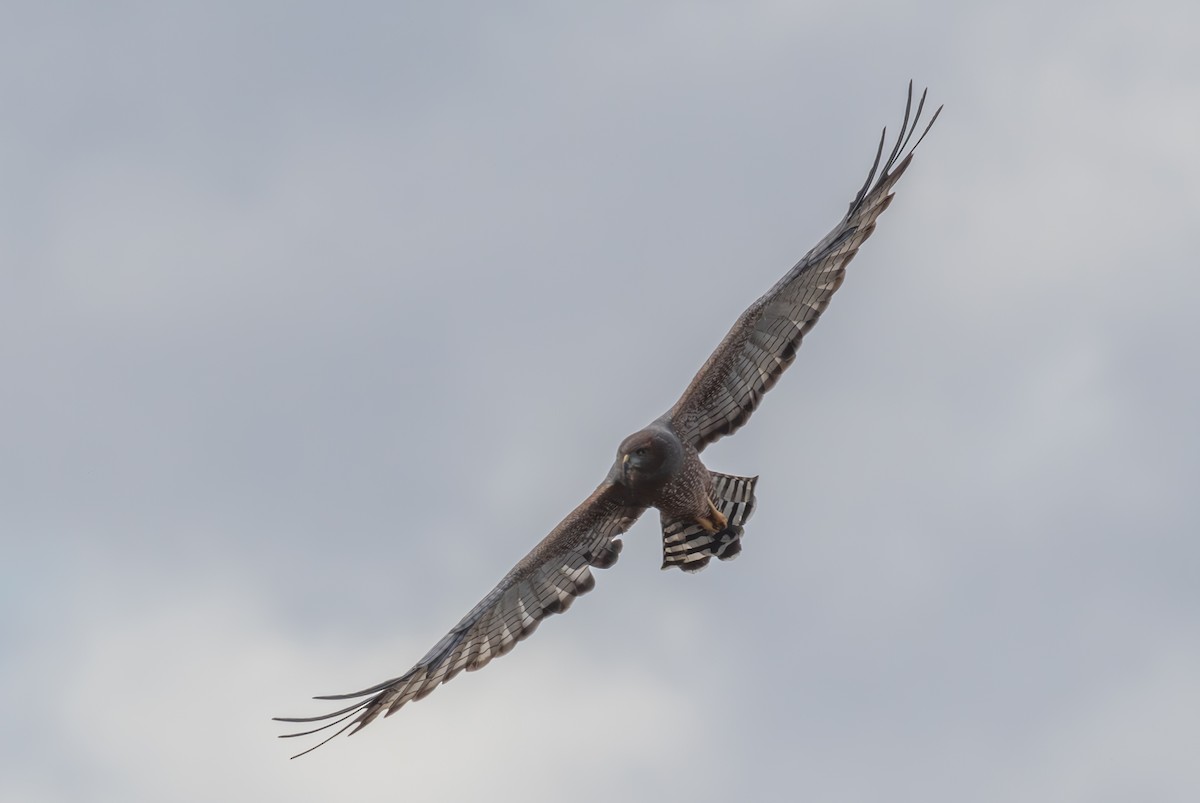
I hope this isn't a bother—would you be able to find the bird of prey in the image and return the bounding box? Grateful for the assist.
[277,83,940,758]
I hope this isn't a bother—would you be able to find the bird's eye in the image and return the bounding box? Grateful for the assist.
[635,447,647,456]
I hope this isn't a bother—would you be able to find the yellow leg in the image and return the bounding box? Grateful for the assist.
[698,498,728,533]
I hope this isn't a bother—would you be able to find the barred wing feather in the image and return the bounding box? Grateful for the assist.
[275,482,643,757]
[669,83,940,451]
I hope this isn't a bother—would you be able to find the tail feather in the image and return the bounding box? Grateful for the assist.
[661,472,758,573]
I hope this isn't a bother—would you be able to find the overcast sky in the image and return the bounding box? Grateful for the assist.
[3,2,1198,801]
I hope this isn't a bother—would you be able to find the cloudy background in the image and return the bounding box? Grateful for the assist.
[3,1,1198,801]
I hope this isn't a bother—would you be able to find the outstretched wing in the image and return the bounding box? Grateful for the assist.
[275,482,644,757]
[668,83,941,452]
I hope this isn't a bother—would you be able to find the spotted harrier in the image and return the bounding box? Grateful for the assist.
[277,83,940,757]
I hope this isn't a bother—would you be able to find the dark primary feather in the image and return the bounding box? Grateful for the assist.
[274,483,644,757]
[668,83,941,451]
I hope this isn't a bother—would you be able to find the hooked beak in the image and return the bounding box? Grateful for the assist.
[621,453,630,482]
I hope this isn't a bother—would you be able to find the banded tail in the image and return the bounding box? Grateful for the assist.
[661,472,758,573]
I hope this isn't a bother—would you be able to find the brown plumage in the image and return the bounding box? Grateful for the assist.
[276,83,941,757]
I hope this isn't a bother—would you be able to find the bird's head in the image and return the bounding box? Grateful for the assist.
[614,427,682,492]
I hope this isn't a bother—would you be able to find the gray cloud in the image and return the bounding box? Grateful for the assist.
[3,1,1198,801]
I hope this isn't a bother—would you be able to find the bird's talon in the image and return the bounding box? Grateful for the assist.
[704,498,728,532]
